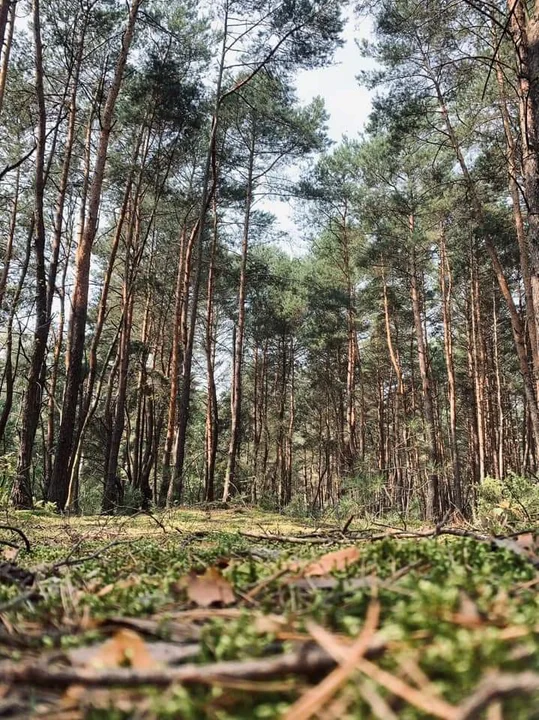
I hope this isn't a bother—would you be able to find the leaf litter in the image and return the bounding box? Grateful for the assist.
[0,511,538,718]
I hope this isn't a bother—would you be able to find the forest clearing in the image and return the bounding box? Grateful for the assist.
[0,508,538,718]
[3,0,539,715]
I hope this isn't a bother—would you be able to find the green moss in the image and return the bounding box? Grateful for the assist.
[1,511,538,718]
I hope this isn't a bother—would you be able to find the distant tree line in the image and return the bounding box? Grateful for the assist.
[1,0,538,520]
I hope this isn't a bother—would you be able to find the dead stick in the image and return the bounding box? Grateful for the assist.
[456,672,539,720]
[0,637,387,689]
[0,526,31,552]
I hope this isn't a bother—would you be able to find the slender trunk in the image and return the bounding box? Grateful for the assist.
[439,227,462,511]
[470,254,486,483]
[223,133,255,501]
[410,238,439,520]
[44,235,71,493]
[343,211,357,474]
[159,226,189,505]
[494,54,539,396]
[12,0,48,508]
[132,293,152,494]
[0,227,31,444]
[493,290,505,480]
[66,329,120,511]
[48,0,142,510]
[0,166,19,309]
[509,2,539,391]
[427,64,539,454]
[0,0,15,123]
[102,286,134,513]
[167,13,228,504]
[71,130,145,492]
[285,339,295,504]
[204,202,219,502]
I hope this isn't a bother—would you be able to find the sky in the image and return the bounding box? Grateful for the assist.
[295,12,374,143]
[261,10,376,251]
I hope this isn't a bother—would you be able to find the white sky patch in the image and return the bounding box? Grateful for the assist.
[259,11,376,254]
[295,12,374,144]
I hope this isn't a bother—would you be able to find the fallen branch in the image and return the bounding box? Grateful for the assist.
[240,527,539,567]
[0,590,40,613]
[0,526,31,553]
[299,614,458,720]
[48,539,134,572]
[0,635,386,689]
[240,531,337,545]
[456,671,539,720]
[282,602,381,720]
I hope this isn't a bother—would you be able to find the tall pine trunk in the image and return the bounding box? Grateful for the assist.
[47,0,142,510]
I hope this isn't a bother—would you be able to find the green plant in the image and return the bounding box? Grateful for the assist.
[475,473,539,531]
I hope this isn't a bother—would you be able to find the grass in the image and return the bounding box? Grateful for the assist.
[0,509,538,718]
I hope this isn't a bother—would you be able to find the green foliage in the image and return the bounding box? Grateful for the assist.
[2,511,539,717]
[0,452,16,507]
[476,474,539,531]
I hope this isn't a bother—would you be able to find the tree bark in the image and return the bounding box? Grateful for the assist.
[204,201,220,502]
[439,227,462,511]
[223,132,255,502]
[47,0,143,510]
[410,236,439,521]
[0,0,15,119]
[12,0,48,509]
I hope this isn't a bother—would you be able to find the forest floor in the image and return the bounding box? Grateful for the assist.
[0,508,538,719]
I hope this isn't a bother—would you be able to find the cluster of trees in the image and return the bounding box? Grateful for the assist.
[1,0,539,520]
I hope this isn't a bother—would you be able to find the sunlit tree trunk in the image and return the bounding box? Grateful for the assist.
[509,2,539,391]
[204,202,219,502]
[426,64,539,456]
[12,0,48,508]
[159,227,187,506]
[410,236,439,520]
[223,132,255,502]
[439,227,462,511]
[48,0,142,510]
[0,227,31,445]
[0,0,15,119]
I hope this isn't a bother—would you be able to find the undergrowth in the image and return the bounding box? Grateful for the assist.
[0,509,537,718]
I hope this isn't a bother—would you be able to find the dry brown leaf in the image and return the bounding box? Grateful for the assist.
[76,629,158,670]
[69,638,199,669]
[252,614,289,634]
[301,546,361,577]
[96,577,138,597]
[181,567,236,607]
[1,547,18,562]
[96,583,115,598]
[513,532,537,555]
[64,630,159,709]
[514,532,536,548]
[451,591,483,628]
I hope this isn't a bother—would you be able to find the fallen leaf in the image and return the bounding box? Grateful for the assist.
[496,532,539,562]
[252,614,289,634]
[69,639,199,668]
[513,532,537,554]
[1,548,18,562]
[180,567,236,607]
[291,546,361,578]
[71,629,158,670]
[451,591,483,628]
[96,577,138,597]
[96,583,115,598]
[101,616,201,643]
